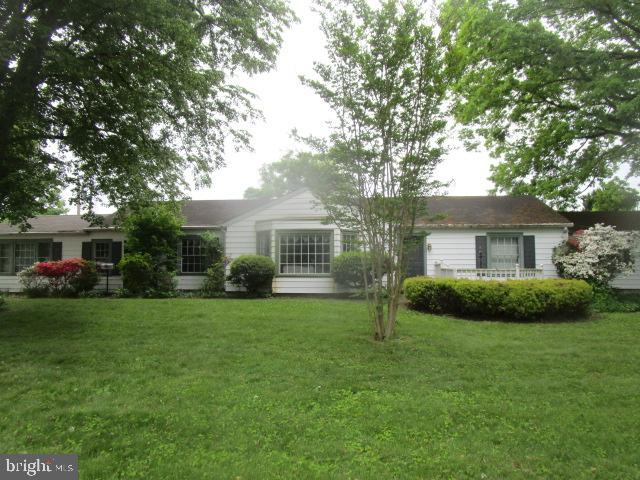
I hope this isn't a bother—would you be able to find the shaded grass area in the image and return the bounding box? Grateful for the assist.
[0,298,638,479]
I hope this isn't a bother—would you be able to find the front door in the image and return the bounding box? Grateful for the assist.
[404,235,425,277]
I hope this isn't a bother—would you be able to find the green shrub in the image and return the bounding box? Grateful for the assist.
[121,203,184,273]
[202,261,227,297]
[592,289,640,313]
[404,277,593,321]
[118,253,154,295]
[0,294,5,310]
[332,251,374,289]
[201,232,223,266]
[227,255,275,295]
[68,260,99,294]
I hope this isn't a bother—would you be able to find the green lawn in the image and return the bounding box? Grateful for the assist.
[0,298,638,479]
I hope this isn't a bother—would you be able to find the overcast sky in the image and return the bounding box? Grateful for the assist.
[188,0,496,201]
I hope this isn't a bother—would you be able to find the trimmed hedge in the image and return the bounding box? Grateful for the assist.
[404,277,593,321]
[228,255,275,294]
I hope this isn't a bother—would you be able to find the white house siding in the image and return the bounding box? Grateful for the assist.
[425,227,568,279]
[611,253,640,290]
[225,190,341,294]
[0,231,125,292]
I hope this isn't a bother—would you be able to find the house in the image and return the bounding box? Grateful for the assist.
[560,211,640,291]
[0,189,573,293]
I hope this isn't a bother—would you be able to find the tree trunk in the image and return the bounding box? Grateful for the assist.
[0,7,60,166]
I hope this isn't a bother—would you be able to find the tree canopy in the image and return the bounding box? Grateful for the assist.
[440,0,640,208]
[243,151,322,199]
[0,0,295,227]
[582,179,640,212]
[304,0,447,340]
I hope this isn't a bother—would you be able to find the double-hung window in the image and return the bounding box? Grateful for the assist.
[180,237,207,273]
[256,231,271,257]
[0,242,11,274]
[93,241,112,264]
[488,235,521,268]
[14,242,40,272]
[278,231,332,275]
[0,240,53,275]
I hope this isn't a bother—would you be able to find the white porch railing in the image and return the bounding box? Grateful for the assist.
[434,261,543,280]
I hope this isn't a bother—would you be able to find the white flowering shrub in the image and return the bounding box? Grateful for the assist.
[553,224,640,288]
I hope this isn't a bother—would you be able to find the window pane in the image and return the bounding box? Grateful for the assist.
[181,237,206,273]
[278,232,331,275]
[94,242,110,263]
[257,231,271,257]
[14,242,38,272]
[489,236,519,268]
[0,243,9,273]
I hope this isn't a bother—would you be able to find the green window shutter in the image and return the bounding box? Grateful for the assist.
[523,236,536,268]
[51,242,63,261]
[81,242,93,260]
[111,241,123,275]
[475,236,488,268]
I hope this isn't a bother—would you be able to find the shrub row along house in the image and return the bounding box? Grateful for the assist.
[0,188,637,293]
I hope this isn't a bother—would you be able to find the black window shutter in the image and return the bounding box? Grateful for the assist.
[37,242,51,261]
[51,242,63,261]
[523,236,536,268]
[475,236,487,268]
[111,241,122,275]
[81,241,93,260]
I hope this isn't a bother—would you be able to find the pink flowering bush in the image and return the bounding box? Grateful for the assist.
[20,258,98,296]
[553,224,639,288]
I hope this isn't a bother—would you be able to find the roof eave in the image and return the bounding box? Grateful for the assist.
[181,225,223,230]
[417,223,573,229]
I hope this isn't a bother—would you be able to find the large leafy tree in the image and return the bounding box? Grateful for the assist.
[440,0,640,208]
[304,0,446,341]
[37,188,68,215]
[582,179,640,211]
[243,151,322,199]
[0,0,294,227]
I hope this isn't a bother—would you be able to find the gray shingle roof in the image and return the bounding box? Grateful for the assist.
[416,196,572,227]
[180,199,265,227]
[0,199,266,234]
[0,195,571,234]
[0,214,116,234]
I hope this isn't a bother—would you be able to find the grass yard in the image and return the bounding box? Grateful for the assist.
[0,298,638,479]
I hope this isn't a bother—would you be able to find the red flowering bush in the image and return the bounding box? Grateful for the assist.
[22,258,99,296]
[35,258,85,277]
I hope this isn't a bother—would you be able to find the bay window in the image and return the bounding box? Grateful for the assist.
[278,231,332,275]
